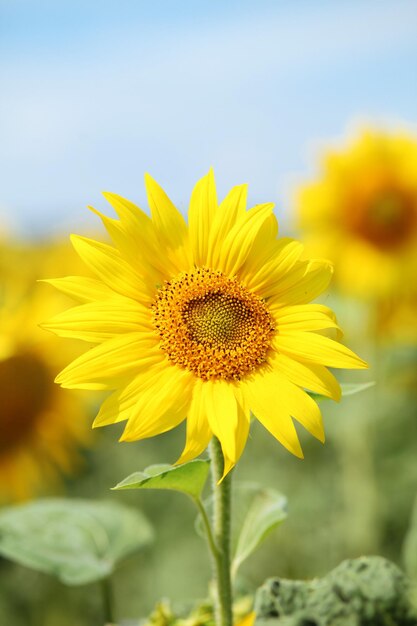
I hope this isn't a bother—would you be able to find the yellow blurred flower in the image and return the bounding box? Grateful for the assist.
[0,240,91,502]
[45,171,366,478]
[297,129,417,300]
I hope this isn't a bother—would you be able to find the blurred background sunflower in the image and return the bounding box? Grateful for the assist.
[0,240,92,502]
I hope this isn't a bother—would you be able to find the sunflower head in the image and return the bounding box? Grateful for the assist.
[44,170,367,477]
[0,241,91,502]
[297,129,417,299]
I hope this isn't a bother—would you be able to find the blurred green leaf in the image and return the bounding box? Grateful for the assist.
[113,459,210,499]
[340,382,375,396]
[0,499,153,586]
[231,485,287,577]
[309,381,375,402]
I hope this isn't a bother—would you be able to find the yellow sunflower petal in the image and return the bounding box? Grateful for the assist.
[145,173,192,270]
[119,366,194,441]
[70,235,150,302]
[268,260,333,306]
[273,303,340,334]
[55,332,162,389]
[93,361,169,427]
[242,374,304,458]
[218,203,275,277]
[188,168,218,265]
[41,276,116,302]
[241,238,303,292]
[275,332,368,369]
[271,352,341,401]
[42,298,152,343]
[176,378,213,465]
[207,184,248,268]
[270,372,325,442]
[202,381,239,465]
[99,194,173,281]
[222,395,250,478]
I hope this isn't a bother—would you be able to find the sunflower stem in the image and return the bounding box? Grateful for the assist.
[101,576,115,624]
[209,437,233,626]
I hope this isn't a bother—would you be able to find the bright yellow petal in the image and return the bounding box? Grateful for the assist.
[274,332,368,369]
[120,365,194,441]
[268,260,333,305]
[100,192,182,283]
[218,203,275,277]
[176,378,213,464]
[42,298,152,343]
[188,169,218,265]
[222,393,250,478]
[241,238,303,292]
[70,235,150,302]
[271,352,341,401]
[242,374,304,458]
[206,184,247,268]
[55,332,162,389]
[272,303,340,335]
[41,276,116,303]
[144,173,192,271]
[202,381,239,465]
[268,370,325,442]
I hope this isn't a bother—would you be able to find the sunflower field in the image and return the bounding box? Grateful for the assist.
[1,3,417,626]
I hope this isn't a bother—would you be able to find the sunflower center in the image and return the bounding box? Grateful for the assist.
[0,353,53,454]
[152,268,275,381]
[347,178,416,249]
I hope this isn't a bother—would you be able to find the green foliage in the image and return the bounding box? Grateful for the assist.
[113,459,211,499]
[339,381,375,396]
[232,485,287,578]
[0,498,153,586]
[196,482,287,578]
[403,495,417,579]
[309,381,375,402]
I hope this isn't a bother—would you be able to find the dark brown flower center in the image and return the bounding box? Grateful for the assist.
[346,177,416,249]
[0,353,53,454]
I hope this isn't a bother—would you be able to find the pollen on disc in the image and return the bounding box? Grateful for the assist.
[152,268,275,381]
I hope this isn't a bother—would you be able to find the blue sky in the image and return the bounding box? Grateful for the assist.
[1,0,417,236]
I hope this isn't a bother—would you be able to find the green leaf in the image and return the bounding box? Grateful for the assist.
[0,499,153,586]
[112,459,211,499]
[195,482,287,578]
[339,382,375,396]
[309,381,375,402]
[231,484,287,577]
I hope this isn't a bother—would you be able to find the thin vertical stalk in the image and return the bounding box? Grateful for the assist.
[101,576,115,625]
[209,437,233,626]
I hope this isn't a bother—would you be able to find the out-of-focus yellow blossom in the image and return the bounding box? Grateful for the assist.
[297,129,417,300]
[0,240,91,503]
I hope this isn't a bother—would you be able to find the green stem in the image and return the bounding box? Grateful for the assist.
[195,497,220,562]
[101,576,115,624]
[209,437,233,626]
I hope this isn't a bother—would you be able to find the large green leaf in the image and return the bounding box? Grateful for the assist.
[231,484,287,577]
[0,499,153,586]
[113,459,211,499]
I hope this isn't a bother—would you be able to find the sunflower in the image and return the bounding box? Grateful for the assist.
[296,129,417,299]
[44,171,366,477]
[0,241,91,502]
